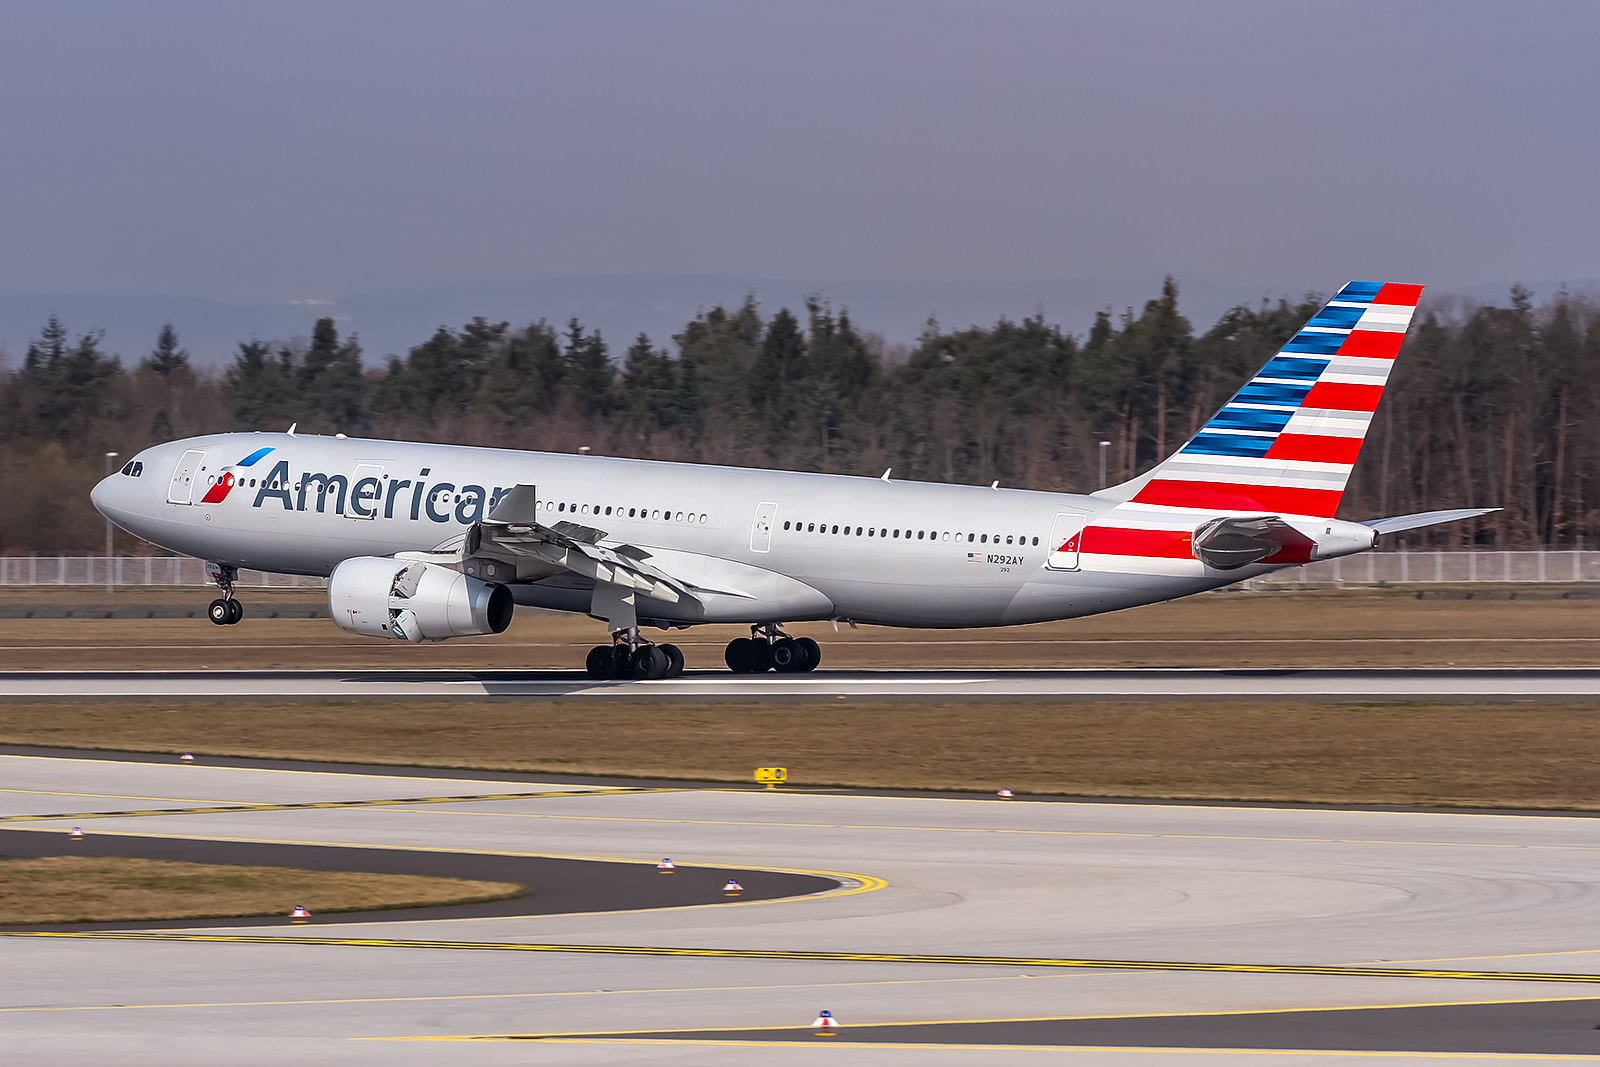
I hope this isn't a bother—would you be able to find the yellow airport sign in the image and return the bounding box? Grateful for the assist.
[754,767,787,789]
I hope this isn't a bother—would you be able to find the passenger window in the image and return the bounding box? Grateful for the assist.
[784,521,791,530]
[831,525,838,534]
[980,534,988,543]
[807,523,815,532]
[867,528,875,537]
[1006,536,1013,545]
[676,511,684,521]
[699,514,708,523]
[1032,536,1039,546]
[893,529,900,538]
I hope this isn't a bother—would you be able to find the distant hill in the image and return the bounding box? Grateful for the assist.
[0,274,1584,370]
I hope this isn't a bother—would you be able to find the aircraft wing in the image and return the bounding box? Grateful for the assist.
[1360,508,1500,535]
[461,483,697,607]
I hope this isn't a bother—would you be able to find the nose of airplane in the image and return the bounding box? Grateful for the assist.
[90,472,114,516]
[91,467,132,522]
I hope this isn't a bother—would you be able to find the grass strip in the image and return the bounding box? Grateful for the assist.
[0,855,523,925]
[4,698,1600,810]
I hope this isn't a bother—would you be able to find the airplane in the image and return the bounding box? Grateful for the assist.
[91,280,1494,680]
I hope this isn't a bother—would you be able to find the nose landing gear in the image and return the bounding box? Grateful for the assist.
[725,624,821,674]
[205,562,244,626]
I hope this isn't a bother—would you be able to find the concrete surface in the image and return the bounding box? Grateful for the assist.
[4,666,1600,699]
[7,752,1600,1063]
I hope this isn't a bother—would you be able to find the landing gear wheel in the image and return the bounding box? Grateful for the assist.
[749,639,774,673]
[795,637,821,672]
[586,645,617,679]
[770,637,802,672]
[631,645,669,680]
[725,637,756,673]
[660,643,685,678]
[208,599,230,625]
[225,599,243,625]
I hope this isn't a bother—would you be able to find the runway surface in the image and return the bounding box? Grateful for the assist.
[10,752,1600,1063]
[5,666,1600,699]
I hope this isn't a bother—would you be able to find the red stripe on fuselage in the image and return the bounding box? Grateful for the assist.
[1131,479,1343,517]
[1264,433,1364,464]
[1077,526,1194,558]
[1301,381,1384,411]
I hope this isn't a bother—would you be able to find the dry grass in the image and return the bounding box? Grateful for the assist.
[6,698,1600,810]
[1,585,1597,670]
[0,855,523,924]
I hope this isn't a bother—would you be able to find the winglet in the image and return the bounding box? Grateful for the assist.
[486,484,538,525]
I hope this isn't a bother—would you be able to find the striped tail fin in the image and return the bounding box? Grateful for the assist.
[1122,280,1423,519]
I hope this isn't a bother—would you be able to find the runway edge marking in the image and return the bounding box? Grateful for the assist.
[9,934,1600,985]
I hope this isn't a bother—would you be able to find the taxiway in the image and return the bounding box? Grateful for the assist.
[7,751,1600,1062]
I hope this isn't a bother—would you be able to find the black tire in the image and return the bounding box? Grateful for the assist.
[585,645,616,679]
[661,643,685,678]
[770,637,801,672]
[225,599,244,625]
[796,637,821,672]
[725,637,755,673]
[631,645,669,680]
[208,599,231,625]
[749,639,775,673]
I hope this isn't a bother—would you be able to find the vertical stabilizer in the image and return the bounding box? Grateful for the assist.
[1103,281,1422,519]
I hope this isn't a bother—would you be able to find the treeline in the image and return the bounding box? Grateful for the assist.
[2,280,1597,553]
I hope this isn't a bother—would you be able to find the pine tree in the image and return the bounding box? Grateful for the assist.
[148,322,191,377]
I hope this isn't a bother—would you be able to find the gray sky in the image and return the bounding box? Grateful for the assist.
[2,0,1597,303]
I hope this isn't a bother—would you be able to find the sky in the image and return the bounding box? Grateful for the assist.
[2,0,1597,305]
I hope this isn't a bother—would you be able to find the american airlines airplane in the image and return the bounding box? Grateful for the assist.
[92,281,1491,680]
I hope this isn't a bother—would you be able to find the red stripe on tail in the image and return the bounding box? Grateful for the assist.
[1264,433,1363,464]
[1132,479,1343,517]
[1337,330,1405,360]
[1373,282,1424,307]
[1301,381,1384,411]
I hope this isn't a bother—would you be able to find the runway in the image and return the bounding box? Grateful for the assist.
[10,752,1600,1062]
[4,666,1600,699]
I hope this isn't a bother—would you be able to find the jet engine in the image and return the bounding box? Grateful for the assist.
[327,556,513,642]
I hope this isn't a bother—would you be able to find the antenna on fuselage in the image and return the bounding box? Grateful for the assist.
[287,423,297,436]
[880,468,891,482]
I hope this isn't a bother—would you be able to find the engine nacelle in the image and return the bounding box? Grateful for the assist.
[327,556,513,642]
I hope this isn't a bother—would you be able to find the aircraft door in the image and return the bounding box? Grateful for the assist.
[1046,509,1089,570]
[167,450,206,505]
[750,501,778,553]
[348,464,384,519]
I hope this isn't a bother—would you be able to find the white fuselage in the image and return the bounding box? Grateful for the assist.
[92,432,1285,629]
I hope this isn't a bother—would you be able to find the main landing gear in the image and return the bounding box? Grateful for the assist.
[725,624,821,674]
[585,630,685,681]
[205,563,245,626]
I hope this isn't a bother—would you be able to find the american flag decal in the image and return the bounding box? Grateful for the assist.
[967,552,982,563]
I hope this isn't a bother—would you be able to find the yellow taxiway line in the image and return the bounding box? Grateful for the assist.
[0,786,672,823]
[8,932,1600,985]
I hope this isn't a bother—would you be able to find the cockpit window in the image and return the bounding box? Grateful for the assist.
[119,461,145,477]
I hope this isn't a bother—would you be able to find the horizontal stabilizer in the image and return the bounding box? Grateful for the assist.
[1361,508,1499,535]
